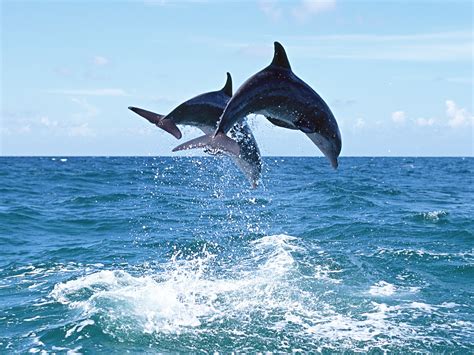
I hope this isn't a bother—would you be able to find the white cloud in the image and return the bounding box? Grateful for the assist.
[143,0,207,5]
[446,100,473,128]
[238,43,272,58]
[258,0,282,21]
[258,0,336,22]
[2,108,101,139]
[288,31,472,42]
[18,125,31,134]
[143,0,169,5]
[332,98,356,107]
[40,116,59,128]
[416,117,435,127]
[68,123,95,137]
[0,127,12,136]
[282,30,472,61]
[47,89,128,96]
[127,127,154,136]
[198,30,472,62]
[390,102,473,129]
[54,67,73,77]
[2,111,60,135]
[296,0,336,14]
[442,77,472,85]
[293,0,336,21]
[93,56,109,66]
[328,43,471,61]
[71,98,99,119]
[391,111,406,124]
[354,117,365,128]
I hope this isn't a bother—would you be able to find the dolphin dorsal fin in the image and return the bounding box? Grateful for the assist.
[271,41,291,70]
[222,72,232,96]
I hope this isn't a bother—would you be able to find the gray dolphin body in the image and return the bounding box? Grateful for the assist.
[173,42,342,168]
[128,73,262,187]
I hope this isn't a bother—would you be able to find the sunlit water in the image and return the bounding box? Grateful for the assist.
[1,157,473,352]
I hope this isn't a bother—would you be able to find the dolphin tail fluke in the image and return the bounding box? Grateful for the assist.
[128,106,182,139]
[128,106,163,124]
[157,118,182,139]
[172,132,240,157]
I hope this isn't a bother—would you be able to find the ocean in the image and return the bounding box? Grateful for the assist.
[0,156,473,353]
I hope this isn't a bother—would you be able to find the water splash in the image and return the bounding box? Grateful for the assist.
[46,234,471,352]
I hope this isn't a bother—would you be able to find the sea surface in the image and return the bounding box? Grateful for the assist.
[0,156,473,353]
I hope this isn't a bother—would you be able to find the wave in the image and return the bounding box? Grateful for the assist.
[373,247,474,261]
[368,281,420,297]
[50,235,301,336]
[46,234,471,352]
[414,210,449,222]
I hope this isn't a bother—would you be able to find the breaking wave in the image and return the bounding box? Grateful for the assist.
[46,234,471,352]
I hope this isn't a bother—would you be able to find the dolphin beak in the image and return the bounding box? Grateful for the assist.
[324,148,339,169]
[305,131,341,169]
[328,138,341,169]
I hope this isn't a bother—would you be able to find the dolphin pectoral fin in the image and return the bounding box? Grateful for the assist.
[266,116,298,130]
[128,106,164,125]
[172,132,240,157]
[157,118,182,139]
[129,106,182,139]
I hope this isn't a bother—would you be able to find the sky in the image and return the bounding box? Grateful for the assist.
[1,0,473,157]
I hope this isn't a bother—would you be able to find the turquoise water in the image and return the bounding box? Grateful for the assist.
[1,157,473,352]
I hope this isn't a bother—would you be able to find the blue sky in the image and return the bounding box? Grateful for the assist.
[1,0,472,156]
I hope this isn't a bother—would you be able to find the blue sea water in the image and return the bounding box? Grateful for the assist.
[0,156,473,353]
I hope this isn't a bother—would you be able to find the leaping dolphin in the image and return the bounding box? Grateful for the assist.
[173,42,342,168]
[128,73,262,187]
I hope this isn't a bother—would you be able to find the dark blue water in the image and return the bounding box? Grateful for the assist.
[0,157,473,352]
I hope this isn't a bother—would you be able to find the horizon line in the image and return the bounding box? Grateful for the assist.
[0,155,472,158]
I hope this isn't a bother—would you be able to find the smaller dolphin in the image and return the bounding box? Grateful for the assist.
[128,73,262,187]
[173,42,342,168]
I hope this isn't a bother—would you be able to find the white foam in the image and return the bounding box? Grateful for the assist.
[375,247,473,260]
[314,265,342,284]
[369,281,397,296]
[48,234,465,350]
[51,346,82,355]
[27,334,45,354]
[421,210,448,221]
[250,234,303,276]
[50,235,302,335]
[410,302,435,312]
[65,319,95,338]
[53,269,213,334]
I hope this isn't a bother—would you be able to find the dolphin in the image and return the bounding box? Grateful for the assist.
[173,42,342,168]
[128,73,262,187]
